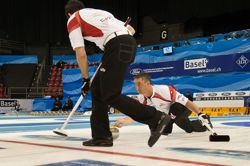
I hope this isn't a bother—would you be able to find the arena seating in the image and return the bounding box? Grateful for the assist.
[0,78,8,99]
[0,83,4,98]
[137,29,250,53]
[46,63,81,98]
[2,94,8,99]
[0,70,8,99]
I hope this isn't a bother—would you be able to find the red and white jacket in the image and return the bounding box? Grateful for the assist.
[67,8,129,51]
[136,85,188,114]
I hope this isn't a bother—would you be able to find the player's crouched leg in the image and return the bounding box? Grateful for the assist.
[148,112,171,147]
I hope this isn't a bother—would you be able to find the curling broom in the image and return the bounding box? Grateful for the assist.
[170,83,230,142]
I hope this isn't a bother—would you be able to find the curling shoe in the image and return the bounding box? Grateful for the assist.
[148,113,171,147]
[83,137,113,147]
[162,132,169,136]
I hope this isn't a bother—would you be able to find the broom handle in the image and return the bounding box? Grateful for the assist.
[60,63,101,131]
[60,95,83,130]
[204,123,217,135]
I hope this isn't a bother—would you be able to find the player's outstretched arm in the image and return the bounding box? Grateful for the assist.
[114,116,135,128]
[185,100,210,126]
[185,100,201,115]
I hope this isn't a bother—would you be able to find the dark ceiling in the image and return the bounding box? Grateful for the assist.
[1,0,250,43]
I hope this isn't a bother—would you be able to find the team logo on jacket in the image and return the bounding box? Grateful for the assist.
[159,103,165,107]
[170,113,176,119]
[100,68,106,72]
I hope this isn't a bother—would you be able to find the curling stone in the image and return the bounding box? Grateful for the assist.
[110,126,119,140]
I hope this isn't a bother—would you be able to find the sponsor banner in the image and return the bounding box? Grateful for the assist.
[0,100,16,107]
[126,61,175,79]
[232,52,250,71]
[0,99,34,111]
[194,96,244,101]
[125,52,250,79]
[175,55,231,76]
[194,90,250,98]
[190,107,246,116]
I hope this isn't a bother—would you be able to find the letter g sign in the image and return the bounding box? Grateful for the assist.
[160,29,168,40]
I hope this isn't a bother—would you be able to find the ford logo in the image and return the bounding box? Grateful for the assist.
[196,94,204,97]
[130,68,142,75]
[236,92,245,96]
[208,93,217,96]
[222,92,231,96]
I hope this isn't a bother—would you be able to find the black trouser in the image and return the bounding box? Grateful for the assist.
[62,105,72,111]
[246,104,250,115]
[164,103,206,134]
[90,35,163,138]
[51,107,61,111]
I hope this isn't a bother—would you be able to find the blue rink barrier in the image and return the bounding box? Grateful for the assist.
[32,96,90,112]
[32,67,97,112]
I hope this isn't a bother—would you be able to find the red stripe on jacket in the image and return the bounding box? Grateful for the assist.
[75,11,103,37]
[67,17,79,34]
[168,86,177,102]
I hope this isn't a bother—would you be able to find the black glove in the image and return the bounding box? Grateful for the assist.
[198,112,209,126]
[81,78,90,97]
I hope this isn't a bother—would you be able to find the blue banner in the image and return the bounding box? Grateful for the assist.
[33,53,250,111]
[0,55,38,66]
[126,52,250,79]
[62,66,98,98]
[53,53,103,64]
[122,72,250,96]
